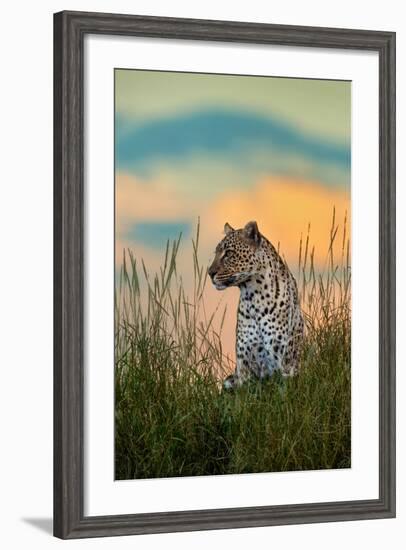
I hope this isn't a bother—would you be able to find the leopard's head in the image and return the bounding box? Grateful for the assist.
[208,221,262,290]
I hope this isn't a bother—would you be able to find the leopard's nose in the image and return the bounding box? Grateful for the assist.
[208,264,217,279]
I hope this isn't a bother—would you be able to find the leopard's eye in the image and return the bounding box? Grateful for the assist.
[223,249,233,260]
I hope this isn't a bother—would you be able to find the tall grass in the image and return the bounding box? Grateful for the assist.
[115,214,351,479]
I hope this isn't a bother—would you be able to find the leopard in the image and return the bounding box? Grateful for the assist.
[208,221,304,390]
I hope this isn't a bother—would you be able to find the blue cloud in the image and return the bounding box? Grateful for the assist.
[127,221,191,249]
[116,109,350,175]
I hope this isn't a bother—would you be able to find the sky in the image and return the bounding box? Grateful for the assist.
[115,69,351,360]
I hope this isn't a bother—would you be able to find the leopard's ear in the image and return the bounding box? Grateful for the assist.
[224,222,234,235]
[243,221,260,246]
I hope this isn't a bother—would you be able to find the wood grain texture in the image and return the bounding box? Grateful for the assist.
[53,10,396,539]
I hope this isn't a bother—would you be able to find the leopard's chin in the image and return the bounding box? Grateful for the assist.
[214,283,227,290]
[213,276,236,290]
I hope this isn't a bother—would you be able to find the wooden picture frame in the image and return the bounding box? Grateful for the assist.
[54,10,396,539]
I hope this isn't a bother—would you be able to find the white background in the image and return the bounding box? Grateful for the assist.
[0,0,403,548]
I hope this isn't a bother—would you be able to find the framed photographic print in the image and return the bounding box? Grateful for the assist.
[54,10,396,539]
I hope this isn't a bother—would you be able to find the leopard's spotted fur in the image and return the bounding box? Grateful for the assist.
[208,221,304,389]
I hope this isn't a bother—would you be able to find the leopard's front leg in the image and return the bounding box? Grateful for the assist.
[223,356,252,390]
[223,312,261,389]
